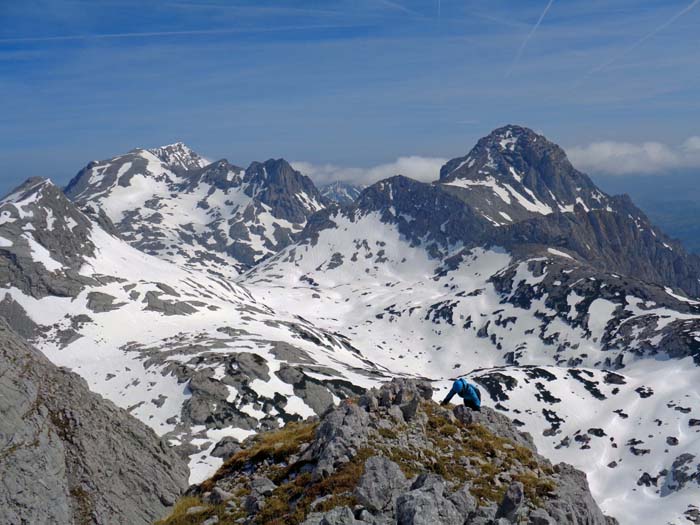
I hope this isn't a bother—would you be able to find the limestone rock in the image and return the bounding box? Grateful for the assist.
[0,319,188,525]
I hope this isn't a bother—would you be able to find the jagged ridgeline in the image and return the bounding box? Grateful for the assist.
[157,380,616,525]
[1,127,700,525]
[63,144,326,277]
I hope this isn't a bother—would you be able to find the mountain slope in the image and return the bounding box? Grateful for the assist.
[465,364,700,525]
[0,177,384,484]
[0,318,189,525]
[64,145,327,276]
[249,174,700,374]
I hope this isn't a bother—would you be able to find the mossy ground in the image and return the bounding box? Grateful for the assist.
[154,496,226,525]
[201,421,318,493]
[421,402,555,506]
[252,448,372,525]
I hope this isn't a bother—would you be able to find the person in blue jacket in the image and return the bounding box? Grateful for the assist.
[441,377,481,411]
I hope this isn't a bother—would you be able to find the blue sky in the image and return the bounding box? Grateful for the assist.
[1,0,699,193]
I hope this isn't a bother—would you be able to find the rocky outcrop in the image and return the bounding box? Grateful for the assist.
[158,379,615,525]
[0,319,188,525]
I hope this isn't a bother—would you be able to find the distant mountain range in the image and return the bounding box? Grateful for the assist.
[1,126,699,525]
[320,180,366,206]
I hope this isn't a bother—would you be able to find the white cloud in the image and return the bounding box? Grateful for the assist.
[567,137,700,175]
[682,136,700,153]
[292,156,447,187]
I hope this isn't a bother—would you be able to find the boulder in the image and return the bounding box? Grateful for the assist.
[354,456,408,512]
[496,481,524,521]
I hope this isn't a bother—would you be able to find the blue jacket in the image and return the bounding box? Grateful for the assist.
[441,378,481,408]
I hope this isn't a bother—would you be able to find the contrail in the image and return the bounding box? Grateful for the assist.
[506,0,555,77]
[376,0,424,18]
[168,3,340,17]
[582,0,700,79]
[0,24,357,45]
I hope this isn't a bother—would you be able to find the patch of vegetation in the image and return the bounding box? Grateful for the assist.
[254,448,372,525]
[377,426,398,439]
[383,445,422,478]
[513,472,556,507]
[201,421,318,492]
[154,496,219,525]
[422,401,556,507]
[69,486,93,524]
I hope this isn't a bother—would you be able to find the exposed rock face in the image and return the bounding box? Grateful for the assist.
[304,175,491,258]
[0,319,189,525]
[0,178,99,299]
[158,379,614,525]
[495,198,700,299]
[243,159,327,224]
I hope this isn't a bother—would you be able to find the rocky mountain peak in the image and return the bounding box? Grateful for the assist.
[62,149,330,275]
[245,158,306,187]
[147,142,210,174]
[242,158,327,223]
[2,175,49,197]
[437,125,611,226]
[1,176,92,238]
[439,125,563,181]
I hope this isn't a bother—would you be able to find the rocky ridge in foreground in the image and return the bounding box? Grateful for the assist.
[160,379,616,525]
[0,319,189,525]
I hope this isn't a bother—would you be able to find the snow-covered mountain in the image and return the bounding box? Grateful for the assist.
[439,125,612,222]
[320,180,365,206]
[2,127,700,524]
[437,125,700,299]
[64,144,327,276]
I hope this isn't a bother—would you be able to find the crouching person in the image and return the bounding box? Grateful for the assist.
[441,377,481,411]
